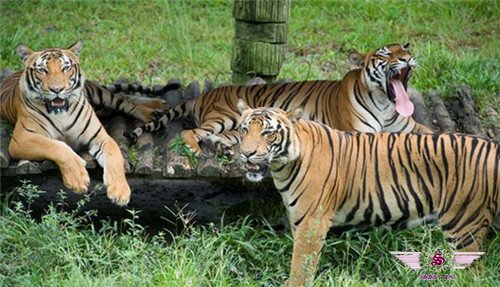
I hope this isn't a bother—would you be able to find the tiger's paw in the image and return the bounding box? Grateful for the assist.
[106,180,131,206]
[204,133,239,157]
[60,156,90,194]
[185,143,202,157]
[145,98,169,111]
[181,131,202,156]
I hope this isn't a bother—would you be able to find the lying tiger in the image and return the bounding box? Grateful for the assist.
[237,101,499,286]
[0,41,174,205]
[125,43,432,155]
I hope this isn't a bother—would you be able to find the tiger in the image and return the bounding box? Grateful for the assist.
[236,100,499,286]
[0,41,176,205]
[125,43,432,155]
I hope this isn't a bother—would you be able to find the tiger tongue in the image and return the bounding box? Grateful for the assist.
[52,98,65,107]
[390,79,414,117]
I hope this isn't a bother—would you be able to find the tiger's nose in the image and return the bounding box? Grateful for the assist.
[49,87,64,94]
[240,150,256,161]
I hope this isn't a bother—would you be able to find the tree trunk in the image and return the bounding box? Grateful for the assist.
[231,0,290,83]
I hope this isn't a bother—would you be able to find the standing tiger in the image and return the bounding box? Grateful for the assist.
[237,102,499,286]
[0,41,173,205]
[125,43,432,155]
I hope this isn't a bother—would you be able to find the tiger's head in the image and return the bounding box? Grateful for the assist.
[349,43,415,117]
[16,40,85,114]
[237,99,302,182]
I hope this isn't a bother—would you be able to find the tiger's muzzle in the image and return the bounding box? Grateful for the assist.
[239,152,269,182]
[44,95,70,114]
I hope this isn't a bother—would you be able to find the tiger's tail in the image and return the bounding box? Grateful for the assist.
[104,81,181,96]
[123,100,193,142]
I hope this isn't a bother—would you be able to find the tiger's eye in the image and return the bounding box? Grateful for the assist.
[36,67,48,74]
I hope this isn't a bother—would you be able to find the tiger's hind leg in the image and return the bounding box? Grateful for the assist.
[439,212,492,272]
[85,80,169,123]
[119,94,167,123]
[181,114,239,156]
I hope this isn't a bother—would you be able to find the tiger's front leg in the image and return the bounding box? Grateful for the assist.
[88,131,131,206]
[286,215,331,287]
[8,121,90,193]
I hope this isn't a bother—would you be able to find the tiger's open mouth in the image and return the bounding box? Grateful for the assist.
[45,97,69,114]
[387,66,414,117]
[244,162,268,182]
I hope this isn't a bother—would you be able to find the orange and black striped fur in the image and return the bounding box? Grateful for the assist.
[126,43,432,154]
[0,41,173,205]
[237,102,499,286]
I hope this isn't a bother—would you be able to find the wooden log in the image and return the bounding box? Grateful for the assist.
[164,86,184,108]
[16,160,41,175]
[185,81,201,100]
[196,157,224,178]
[107,116,132,173]
[203,80,213,94]
[81,153,98,169]
[0,119,12,168]
[40,160,58,171]
[135,132,154,175]
[163,121,194,178]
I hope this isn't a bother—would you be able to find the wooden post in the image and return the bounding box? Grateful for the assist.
[231,0,290,84]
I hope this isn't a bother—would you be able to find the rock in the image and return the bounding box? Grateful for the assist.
[427,90,456,132]
[447,84,485,136]
[245,77,267,86]
[408,87,432,128]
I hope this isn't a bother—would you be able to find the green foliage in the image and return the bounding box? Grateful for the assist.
[169,134,199,166]
[216,153,233,166]
[127,144,139,166]
[1,182,499,286]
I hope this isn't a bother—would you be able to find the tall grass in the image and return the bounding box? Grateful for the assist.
[1,181,498,286]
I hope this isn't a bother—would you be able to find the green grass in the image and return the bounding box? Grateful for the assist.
[1,0,498,122]
[1,1,499,286]
[1,182,499,286]
[169,134,199,166]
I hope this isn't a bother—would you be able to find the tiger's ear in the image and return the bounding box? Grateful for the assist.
[402,43,411,51]
[67,40,83,56]
[16,45,33,62]
[237,98,251,114]
[348,51,365,67]
[286,108,303,125]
